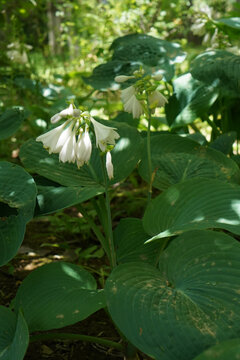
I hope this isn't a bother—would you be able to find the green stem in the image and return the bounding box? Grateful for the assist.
[146,95,153,203]
[76,204,109,258]
[101,155,116,268]
[30,333,123,351]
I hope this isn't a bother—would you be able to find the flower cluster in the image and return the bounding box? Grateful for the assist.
[36,104,119,179]
[115,71,168,118]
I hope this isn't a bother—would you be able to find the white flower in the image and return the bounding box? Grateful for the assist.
[114,75,134,83]
[91,118,120,152]
[148,91,168,108]
[51,104,82,124]
[59,129,77,163]
[75,129,92,168]
[121,86,144,118]
[36,122,66,154]
[106,151,114,180]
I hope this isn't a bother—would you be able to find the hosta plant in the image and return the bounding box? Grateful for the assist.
[1,34,240,360]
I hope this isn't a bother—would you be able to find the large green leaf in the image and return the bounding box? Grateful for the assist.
[143,178,240,241]
[165,73,218,128]
[209,131,237,155]
[0,162,37,265]
[84,34,186,89]
[216,17,240,31]
[20,120,142,187]
[35,183,104,216]
[83,60,141,90]
[0,306,29,360]
[114,218,163,265]
[0,108,24,140]
[193,338,240,360]
[138,134,240,190]
[111,34,186,81]
[14,262,106,332]
[190,50,240,97]
[105,230,240,360]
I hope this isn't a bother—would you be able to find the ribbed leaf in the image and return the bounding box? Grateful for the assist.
[0,306,29,360]
[216,17,240,31]
[35,184,104,216]
[210,131,237,155]
[143,178,240,240]
[105,230,240,360]
[190,50,240,96]
[84,34,186,89]
[0,162,37,265]
[114,218,163,265]
[111,34,185,81]
[165,73,218,128]
[14,262,106,332]
[0,108,24,140]
[138,134,240,190]
[193,338,240,360]
[20,120,142,187]
[83,60,141,90]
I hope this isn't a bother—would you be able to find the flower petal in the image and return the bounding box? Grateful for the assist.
[106,151,114,179]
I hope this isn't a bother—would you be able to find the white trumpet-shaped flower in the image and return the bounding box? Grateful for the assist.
[75,128,92,168]
[36,122,67,154]
[58,125,77,163]
[106,151,114,180]
[51,104,82,124]
[91,118,120,152]
[121,86,144,119]
[148,91,168,108]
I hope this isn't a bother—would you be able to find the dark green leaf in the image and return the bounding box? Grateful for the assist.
[190,50,240,97]
[14,262,106,332]
[138,134,240,190]
[193,338,240,359]
[0,109,24,140]
[143,178,240,240]
[114,218,163,265]
[106,230,240,360]
[0,162,37,265]
[0,306,29,360]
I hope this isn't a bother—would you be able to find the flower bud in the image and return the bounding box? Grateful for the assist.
[152,73,163,81]
[114,75,134,83]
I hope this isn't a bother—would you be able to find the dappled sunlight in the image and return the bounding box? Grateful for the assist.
[61,263,84,282]
[114,137,130,152]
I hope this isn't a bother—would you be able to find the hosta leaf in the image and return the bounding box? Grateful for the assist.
[0,306,29,360]
[190,50,240,96]
[105,230,240,360]
[165,73,218,128]
[83,60,141,90]
[138,134,240,190]
[84,34,186,89]
[0,108,24,140]
[114,218,163,265]
[216,17,240,31]
[209,131,237,155]
[193,338,240,359]
[35,184,104,216]
[143,178,240,240]
[14,262,106,332]
[111,34,186,81]
[0,162,37,265]
[20,120,142,187]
